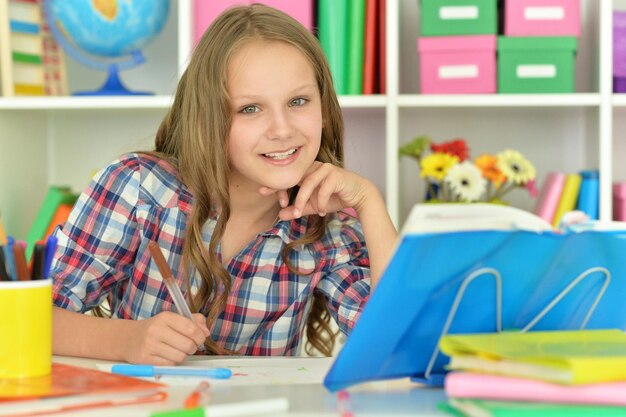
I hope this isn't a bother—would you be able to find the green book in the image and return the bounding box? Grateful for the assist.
[26,185,76,259]
[318,0,349,95]
[446,399,626,417]
[346,0,366,95]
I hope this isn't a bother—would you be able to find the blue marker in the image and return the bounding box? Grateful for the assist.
[43,234,58,279]
[111,364,232,379]
[3,237,15,281]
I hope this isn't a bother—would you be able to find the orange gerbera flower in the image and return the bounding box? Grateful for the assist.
[475,154,506,187]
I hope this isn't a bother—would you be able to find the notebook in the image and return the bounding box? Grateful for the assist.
[445,398,626,417]
[441,329,626,385]
[0,363,166,416]
[445,372,626,406]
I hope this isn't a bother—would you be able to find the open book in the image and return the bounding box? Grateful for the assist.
[0,363,166,416]
[324,204,626,391]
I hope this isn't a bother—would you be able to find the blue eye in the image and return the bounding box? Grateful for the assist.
[290,98,307,107]
[240,105,259,114]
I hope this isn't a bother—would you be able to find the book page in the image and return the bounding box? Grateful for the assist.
[402,203,554,235]
[98,357,334,387]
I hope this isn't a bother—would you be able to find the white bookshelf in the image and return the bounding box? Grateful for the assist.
[0,0,623,237]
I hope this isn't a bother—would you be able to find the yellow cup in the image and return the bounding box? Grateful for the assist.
[0,280,52,379]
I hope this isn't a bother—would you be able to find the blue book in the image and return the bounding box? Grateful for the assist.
[324,204,626,391]
[576,170,599,220]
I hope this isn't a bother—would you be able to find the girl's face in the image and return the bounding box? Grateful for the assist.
[226,39,323,194]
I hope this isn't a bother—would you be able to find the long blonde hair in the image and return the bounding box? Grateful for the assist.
[154,4,345,356]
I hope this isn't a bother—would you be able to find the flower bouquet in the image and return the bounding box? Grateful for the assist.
[399,136,538,204]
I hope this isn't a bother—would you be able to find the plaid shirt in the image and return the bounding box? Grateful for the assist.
[52,153,370,355]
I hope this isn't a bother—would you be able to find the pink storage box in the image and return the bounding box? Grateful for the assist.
[505,0,580,37]
[613,183,626,221]
[417,35,496,94]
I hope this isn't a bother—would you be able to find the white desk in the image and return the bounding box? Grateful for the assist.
[48,355,448,417]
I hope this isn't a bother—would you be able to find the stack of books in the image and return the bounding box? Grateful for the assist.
[192,0,386,96]
[534,170,599,227]
[439,329,626,417]
[0,0,68,97]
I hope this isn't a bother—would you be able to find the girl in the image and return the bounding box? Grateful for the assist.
[51,4,397,365]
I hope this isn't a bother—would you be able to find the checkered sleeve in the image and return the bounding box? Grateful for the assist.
[315,217,371,336]
[52,155,142,313]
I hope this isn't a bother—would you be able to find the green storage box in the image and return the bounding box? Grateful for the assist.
[420,0,497,36]
[498,36,578,94]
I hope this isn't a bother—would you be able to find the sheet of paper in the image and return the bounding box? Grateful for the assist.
[98,357,334,387]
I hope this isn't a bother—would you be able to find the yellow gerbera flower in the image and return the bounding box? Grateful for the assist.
[475,154,506,188]
[420,153,459,181]
[496,149,536,185]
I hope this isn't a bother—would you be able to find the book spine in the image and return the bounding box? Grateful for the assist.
[347,0,366,95]
[534,172,566,223]
[362,0,377,94]
[552,173,582,227]
[256,0,314,30]
[43,202,75,238]
[0,0,13,96]
[318,0,349,95]
[576,170,599,220]
[378,0,386,94]
[26,186,72,259]
[39,0,67,96]
[8,0,44,96]
[193,0,248,46]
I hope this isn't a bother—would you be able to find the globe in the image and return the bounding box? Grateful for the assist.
[44,0,170,95]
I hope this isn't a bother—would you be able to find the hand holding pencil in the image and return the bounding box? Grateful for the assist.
[119,241,210,365]
[148,241,208,353]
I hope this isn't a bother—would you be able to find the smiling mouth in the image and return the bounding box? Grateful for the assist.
[262,147,299,160]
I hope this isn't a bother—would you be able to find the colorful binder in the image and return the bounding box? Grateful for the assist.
[323,204,626,391]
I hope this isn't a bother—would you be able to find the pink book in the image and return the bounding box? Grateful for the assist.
[445,372,626,406]
[534,172,566,223]
[193,0,249,45]
[254,0,313,30]
[193,1,314,46]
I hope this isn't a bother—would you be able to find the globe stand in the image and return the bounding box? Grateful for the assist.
[73,64,150,96]
[44,0,169,97]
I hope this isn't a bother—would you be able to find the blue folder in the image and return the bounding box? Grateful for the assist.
[323,207,626,391]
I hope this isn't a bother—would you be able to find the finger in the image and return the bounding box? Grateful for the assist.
[293,164,332,216]
[277,190,290,208]
[192,313,210,337]
[258,186,278,196]
[164,315,207,353]
[259,187,290,208]
[149,339,190,364]
[146,353,178,367]
[316,174,339,216]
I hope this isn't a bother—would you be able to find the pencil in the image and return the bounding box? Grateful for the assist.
[13,242,29,281]
[147,240,206,352]
[0,247,10,281]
